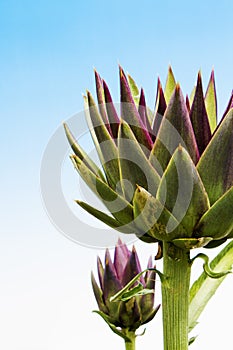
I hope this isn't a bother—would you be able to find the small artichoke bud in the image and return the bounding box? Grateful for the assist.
[91,239,160,336]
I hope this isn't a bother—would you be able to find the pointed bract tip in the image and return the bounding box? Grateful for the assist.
[211,69,215,80]
[178,143,183,151]
[197,71,202,84]
[102,79,108,89]
[119,65,124,76]
[105,248,110,263]
[168,65,173,73]
[157,77,163,92]
[117,238,123,246]
[132,245,136,254]
[147,255,153,268]
[175,83,181,92]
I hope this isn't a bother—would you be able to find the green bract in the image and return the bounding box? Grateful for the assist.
[65,67,233,249]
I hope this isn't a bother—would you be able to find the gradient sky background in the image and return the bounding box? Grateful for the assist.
[1,0,233,349]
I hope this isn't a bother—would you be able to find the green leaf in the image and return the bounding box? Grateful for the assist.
[197,108,233,205]
[149,85,199,174]
[85,91,121,189]
[127,73,140,107]
[156,146,210,235]
[110,268,164,303]
[121,287,154,301]
[118,121,160,201]
[93,310,131,342]
[164,66,176,104]
[119,283,144,301]
[71,155,134,225]
[205,70,217,133]
[189,240,233,332]
[76,200,135,233]
[113,282,154,302]
[64,123,105,181]
[191,253,231,279]
[195,187,233,239]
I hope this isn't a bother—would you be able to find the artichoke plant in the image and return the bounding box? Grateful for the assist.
[64,66,233,350]
[91,239,160,348]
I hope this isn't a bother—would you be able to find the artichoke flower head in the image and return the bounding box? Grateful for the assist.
[65,67,233,250]
[91,239,160,335]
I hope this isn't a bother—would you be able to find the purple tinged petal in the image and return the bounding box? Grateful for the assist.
[155,77,167,116]
[86,90,121,188]
[186,94,191,113]
[114,239,130,279]
[91,271,108,314]
[138,88,153,135]
[103,79,120,139]
[97,256,104,290]
[152,78,167,138]
[121,246,145,287]
[189,72,212,155]
[103,249,122,302]
[94,69,111,135]
[119,66,153,151]
[147,255,153,268]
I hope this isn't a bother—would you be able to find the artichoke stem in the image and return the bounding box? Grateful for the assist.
[124,330,136,350]
[161,242,191,350]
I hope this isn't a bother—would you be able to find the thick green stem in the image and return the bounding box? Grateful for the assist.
[124,330,136,350]
[161,242,191,350]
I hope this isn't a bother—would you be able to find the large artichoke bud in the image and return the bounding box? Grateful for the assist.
[91,239,160,339]
[64,67,233,249]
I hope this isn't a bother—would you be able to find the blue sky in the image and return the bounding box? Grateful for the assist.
[0,0,233,349]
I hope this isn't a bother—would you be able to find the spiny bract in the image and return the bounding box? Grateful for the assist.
[64,67,233,250]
